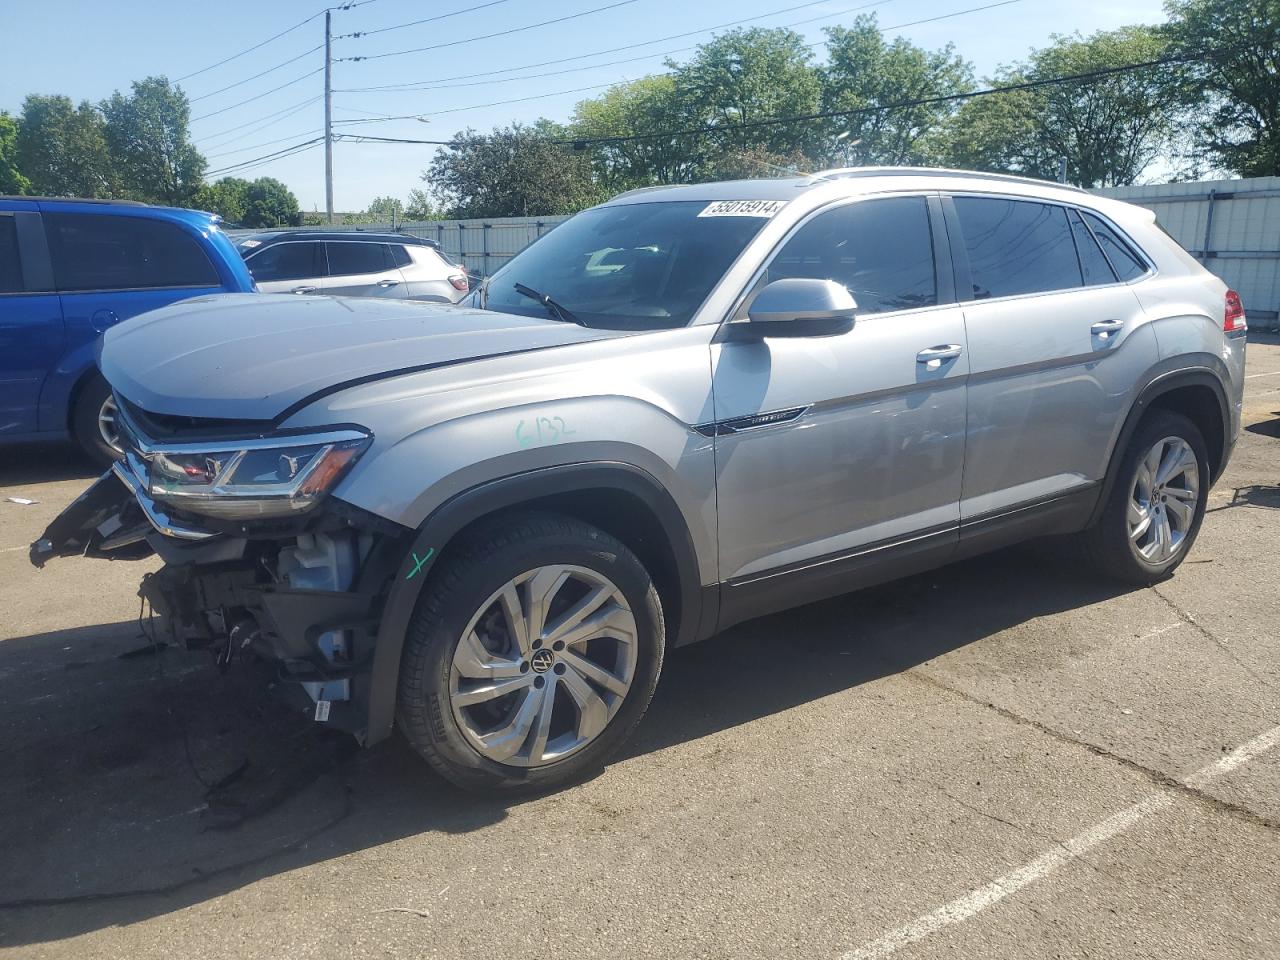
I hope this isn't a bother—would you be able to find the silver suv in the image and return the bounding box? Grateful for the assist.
[238,231,470,301]
[32,168,1247,792]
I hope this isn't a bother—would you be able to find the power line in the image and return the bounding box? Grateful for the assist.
[563,45,1254,148]
[205,137,326,178]
[204,128,326,160]
[348,43,1254,153]
[175,11,326,82]
[339,0,889,90]
[188,44,324,103]
[336,0,520,39]
[198,95,323,143]
[339,0,643,62]
[330,1,1022,125]
[191,67,325,122]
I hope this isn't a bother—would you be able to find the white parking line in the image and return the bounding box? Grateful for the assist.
[1244,370,1280,379]
[839,724,1280,960]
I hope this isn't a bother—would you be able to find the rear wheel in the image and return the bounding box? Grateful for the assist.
[1085,410,1209,584]
[396,513,664,793]
[71,374,124,466]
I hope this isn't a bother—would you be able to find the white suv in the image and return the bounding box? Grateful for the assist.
[238,231,470,302]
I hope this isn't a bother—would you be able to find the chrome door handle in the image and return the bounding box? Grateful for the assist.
[291,285,317,294]
[916,344,963,365]
[1091,319,1125,336]
[377,279,400,287]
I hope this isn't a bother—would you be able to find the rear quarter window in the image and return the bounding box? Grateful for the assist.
[44,213,219,291]
[1081,212,1148,282]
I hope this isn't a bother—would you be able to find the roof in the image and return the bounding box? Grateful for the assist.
[236,230,440,249]
[0,195,149,206]
[604,166,1091,208]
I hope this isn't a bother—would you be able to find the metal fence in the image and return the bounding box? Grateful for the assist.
[227,216,569,278]
[1095,177,1280,327]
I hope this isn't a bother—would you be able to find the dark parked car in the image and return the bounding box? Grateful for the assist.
[0,196,255,463]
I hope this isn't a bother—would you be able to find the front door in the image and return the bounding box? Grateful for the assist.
[711,194,969,625]
[244,240,326,294]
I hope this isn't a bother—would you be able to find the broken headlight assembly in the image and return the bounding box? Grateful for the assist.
[130,428,372,521]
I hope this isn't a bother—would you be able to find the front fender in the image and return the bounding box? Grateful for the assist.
[358,460,710,746]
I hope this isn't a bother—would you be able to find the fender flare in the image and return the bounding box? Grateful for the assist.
[360,461,707,746]
[1088,367,1230,527]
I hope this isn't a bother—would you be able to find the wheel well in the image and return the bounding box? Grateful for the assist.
[66,368,103,434]
[439,488,686,645]
[1148,385,1226,480]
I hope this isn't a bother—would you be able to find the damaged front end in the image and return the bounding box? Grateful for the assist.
[30,400,410,741]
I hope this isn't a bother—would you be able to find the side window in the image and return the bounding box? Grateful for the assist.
[44,213,219,291]
[953,197,1082,299]
[1081,212,1147,282]
[326,241,392,276]
[764,196,937,314]
[246,242,323,283]
[0,217,22,293]
[1068,209,1117,286]
[389,244,413,268]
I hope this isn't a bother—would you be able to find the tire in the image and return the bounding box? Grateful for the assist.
[1085,409,1210,584]
[71,374,124,466]
[396,512,665,793]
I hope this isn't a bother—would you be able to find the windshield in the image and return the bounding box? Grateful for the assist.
[483,201,776,329]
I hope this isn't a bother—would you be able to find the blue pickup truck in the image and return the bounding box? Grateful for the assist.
[0,197,255,463]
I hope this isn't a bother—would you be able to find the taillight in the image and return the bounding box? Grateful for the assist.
[1225,289,1247,332]
[449,274,469,292]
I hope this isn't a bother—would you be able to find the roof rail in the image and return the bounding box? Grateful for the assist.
[0,195,151,205]
[804,166,1085,192]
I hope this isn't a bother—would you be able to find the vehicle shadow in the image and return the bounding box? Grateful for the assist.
[1206,483,1280,512]
[1245,414,1280,440]
[0,441,99,486]
[0,540,1132,947]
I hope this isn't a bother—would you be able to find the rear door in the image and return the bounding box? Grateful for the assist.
[323,241,407,298]
[0,207,63,436]
[243,240,325,294]
[945,194,1157,525]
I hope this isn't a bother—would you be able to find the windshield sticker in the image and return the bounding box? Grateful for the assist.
[697,200,786,218]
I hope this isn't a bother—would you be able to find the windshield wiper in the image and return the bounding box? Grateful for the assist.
[513,282,584,326]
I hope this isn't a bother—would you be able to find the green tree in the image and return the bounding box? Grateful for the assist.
[0,113,29,194]
[571,74,702,190]
[101,76,205,205]
[241,177,300,227]
[424,121,603,218]
[671,28,822,164]
[16,94,115,197]
[819,17,974,166]
[404,188,445,220]
[1164,0,1280,176]
[192,177,250,223]
[940,27,1183,187]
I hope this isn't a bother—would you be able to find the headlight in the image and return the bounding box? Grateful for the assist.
[140,429,370,520]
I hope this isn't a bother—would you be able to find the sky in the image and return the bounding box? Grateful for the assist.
[1,0,1170,211]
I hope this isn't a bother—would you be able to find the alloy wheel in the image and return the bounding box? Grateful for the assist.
[1128,435,1200,564]
[98,395,123,455]
[449,564,638,767]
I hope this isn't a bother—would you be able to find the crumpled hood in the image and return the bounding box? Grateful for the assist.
[100,293,618,421]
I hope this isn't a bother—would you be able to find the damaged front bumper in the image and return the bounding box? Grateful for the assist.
[31,463,410,742]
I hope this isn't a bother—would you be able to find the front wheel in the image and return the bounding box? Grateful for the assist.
[71,374,124,466]
[1085,409,1210,584]
[396,513,665,793]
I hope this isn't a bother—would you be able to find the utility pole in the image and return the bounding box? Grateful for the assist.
[324,9,334,224]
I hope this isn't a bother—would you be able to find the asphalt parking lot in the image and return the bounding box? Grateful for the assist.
[1,335,1278,960]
